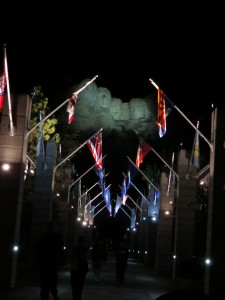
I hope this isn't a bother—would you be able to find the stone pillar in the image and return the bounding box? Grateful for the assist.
[205,107,225,298]
[174,149,199,288]
[155,172,174,276]
[29,141,57,262]
[0,94,30,288]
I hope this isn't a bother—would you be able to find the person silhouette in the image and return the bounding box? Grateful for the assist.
[91,235,107,282]
[70,235,89,300]
[115,238,129,284]
[36,222,64,300]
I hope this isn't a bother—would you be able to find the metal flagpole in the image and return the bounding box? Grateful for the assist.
[127,156,159,191]
[114,199,131,220]
[26,75,98,139]
[4,46,15,136]
[130,181,149,203]
[84,173,109,206]
[52,129,104,190]
[67,157,106,204]
[118,181,142,211]
[149,78,213,152]
[127,195,141,212]
[94,204,107,218]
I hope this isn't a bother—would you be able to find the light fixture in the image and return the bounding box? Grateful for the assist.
[2,163,10,171]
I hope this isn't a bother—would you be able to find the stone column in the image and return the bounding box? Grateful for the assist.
[29,141,57,262]
[155,172,174,276]
[204,107,225,298]
[0,94,30,288]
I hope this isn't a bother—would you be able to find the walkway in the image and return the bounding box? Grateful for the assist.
[1,254,182,300]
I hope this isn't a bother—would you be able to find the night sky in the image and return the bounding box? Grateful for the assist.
[1,4,223,227]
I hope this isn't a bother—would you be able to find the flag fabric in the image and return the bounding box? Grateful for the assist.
[114,194,122,217]
[89,205,95,225]
[0,71,6,112]
[37,111,44,157]
[95,168,105,196]
[136,139,151,168]
[166,152,175,196]
[120,174,129,205]
[66,94,77,124]
[130,208,136,229]
[128,161,139,180]
[193,130,200,169]
[104,185,112,216]
[87,131,102,170]
[195,164,209,196]
[156,88,166,137]
[84,191,89,222]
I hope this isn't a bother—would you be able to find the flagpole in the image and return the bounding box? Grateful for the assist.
[114,199,131,220]
[127,156,159,191]
[128,195,142,211]
[130,181,149,203]
[4,46,15,136]
[93,204,107,218]
[82,172,110,204]
[52,128,104,190]
[25,75,98,139]
[67,156,106,204]
[149,78,213,152]
[119,181,142,212]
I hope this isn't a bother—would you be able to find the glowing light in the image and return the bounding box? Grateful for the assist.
[13,245,19,252]
[152,216,157,222]
[173,255,176,259]
[2,163,10,171]
[205,258,212,265]
[82,220,87,226]
[165,211,170,215]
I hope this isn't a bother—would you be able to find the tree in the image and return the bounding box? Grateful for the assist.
[27,86,60,162]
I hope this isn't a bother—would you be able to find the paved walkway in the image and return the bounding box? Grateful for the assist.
[1,254,188,300]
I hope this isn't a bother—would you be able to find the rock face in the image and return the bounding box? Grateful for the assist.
[72,79,157,138]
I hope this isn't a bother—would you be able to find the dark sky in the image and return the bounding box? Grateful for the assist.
[1,4,223,223]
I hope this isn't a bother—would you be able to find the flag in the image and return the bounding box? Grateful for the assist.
[66,94,77,124]
[86,131,102,170]
[37,111,44,158]
[89,205,95,225]
[136,139,151,168]
[195,164,209,196]
[120,174,128,205]
[84,191,89,222]
[128,161,139,180]
[114,194,122,217]
[130,208,136,229]
[37,111,47,168]
[166,152,175,196]
[104,186,112,216]
[156,88,166,137]
[0,71,6,112]
[193,130,200,169]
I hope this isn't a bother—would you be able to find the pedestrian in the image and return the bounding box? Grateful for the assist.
[37,221,64,300]
[91,235,107,282]
[70,235,89,300]
[115,238,129,284]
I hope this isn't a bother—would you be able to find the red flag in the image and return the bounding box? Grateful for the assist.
[66,94,77,124]
[156,88,166,137]
[0,71,6,112]
[86,131,102,170]
[136,140,151,168]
